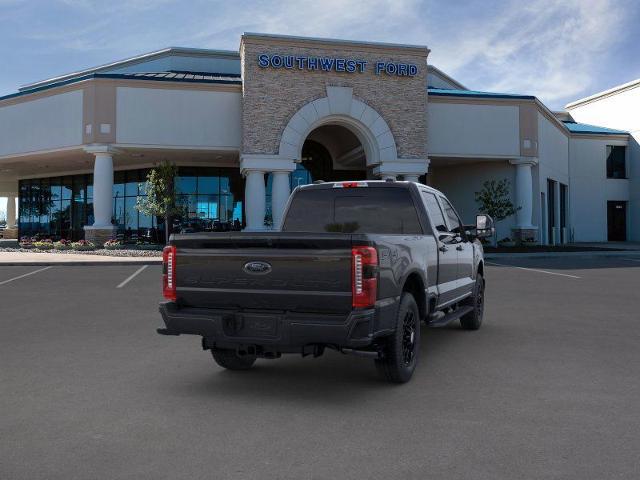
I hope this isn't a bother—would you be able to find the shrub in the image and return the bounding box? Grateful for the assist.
[103,239,123,250]
[19,236,34,249]
[54,239,73,250]
[33,239,54,250]
[71,240,96,251]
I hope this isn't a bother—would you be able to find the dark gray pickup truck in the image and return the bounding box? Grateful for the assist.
[158,180,494,383]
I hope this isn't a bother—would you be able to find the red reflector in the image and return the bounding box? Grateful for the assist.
[352,246,378,308]
[162,245,177,301]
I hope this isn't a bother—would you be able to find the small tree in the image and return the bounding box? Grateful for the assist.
[474,179,519,245]
[136,161,182,244]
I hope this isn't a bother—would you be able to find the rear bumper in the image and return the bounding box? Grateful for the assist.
[158,299,398,352]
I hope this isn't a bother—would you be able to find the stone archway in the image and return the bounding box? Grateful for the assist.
[278,86,398,169]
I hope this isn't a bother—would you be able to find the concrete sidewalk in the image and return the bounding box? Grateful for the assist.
[0,251,162,266]
[486,250,640,260]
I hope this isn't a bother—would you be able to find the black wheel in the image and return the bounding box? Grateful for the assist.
[211,348,256,370]
[460,274,484,330]
[375,292,421,383]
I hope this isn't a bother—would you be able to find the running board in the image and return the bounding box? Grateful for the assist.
[426,306,473,327]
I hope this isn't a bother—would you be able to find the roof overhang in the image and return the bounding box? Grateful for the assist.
[565,78,640,109]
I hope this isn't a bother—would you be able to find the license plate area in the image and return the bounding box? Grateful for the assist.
[223,312,280,339]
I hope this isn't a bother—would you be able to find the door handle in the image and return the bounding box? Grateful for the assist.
[439,245,448,252]
[456,244,464,251]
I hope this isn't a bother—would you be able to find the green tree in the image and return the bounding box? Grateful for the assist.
[474,179,519,245]
[136,161,182,244]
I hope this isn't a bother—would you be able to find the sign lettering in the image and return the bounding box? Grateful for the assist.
[257,54,417,77]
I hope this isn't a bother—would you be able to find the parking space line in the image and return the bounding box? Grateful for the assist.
[486,261,581,279]
[0,266,53,286]
[116,265,149,289]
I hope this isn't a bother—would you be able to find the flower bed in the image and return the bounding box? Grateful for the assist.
[71,240,96,251]
[54,239,73,251]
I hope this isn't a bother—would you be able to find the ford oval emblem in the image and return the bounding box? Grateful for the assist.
[243,261,272,275]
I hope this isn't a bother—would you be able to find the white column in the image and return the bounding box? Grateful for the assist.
[91,152,115,228]
[511,159,537,228]
[244,170,266,231]
[6,195,17,228]
[271,171,291,230]
[403,174,420,183]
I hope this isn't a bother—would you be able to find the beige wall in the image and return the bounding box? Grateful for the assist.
[427,102,520,157]
[240,35,429,159]
[0,90,83,157]
[115,86,242,148]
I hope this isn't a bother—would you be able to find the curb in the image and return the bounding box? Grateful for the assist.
[485,251,640,260]
[0,259,162,266]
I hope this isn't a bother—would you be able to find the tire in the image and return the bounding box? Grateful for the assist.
[460,274,484,330]
[211,348,256,370]
[375,292,421,384]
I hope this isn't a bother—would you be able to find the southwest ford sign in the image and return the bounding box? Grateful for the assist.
[257,54,418,77]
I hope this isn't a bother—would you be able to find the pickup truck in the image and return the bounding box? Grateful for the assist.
[158,180,494,383]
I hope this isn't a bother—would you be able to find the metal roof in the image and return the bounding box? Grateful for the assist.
[428,87,535,100]
[0,71,241,103]
[562,121,628,135]
[19,47,240,92]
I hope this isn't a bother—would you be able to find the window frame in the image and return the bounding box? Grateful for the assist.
[438,195,467,240]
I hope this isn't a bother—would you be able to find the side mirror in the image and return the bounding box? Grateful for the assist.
[475,214,495,239]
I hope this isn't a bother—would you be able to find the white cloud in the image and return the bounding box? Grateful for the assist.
[427,0,628,107]
[3,0,635,109]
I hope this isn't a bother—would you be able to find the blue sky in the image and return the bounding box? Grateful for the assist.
[1,0,639,215]
[0,0,639,109]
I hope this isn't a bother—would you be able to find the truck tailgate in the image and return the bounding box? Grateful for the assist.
[172,233,355,313]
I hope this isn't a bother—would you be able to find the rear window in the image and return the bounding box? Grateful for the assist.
[282,187,423,234]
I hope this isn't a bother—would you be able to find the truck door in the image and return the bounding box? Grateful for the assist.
[439,196,475,296]
[421,191,459,306]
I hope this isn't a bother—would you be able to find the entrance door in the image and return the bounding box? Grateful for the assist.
[607,201,627,241]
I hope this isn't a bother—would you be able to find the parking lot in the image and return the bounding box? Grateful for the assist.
[1,256,639,479]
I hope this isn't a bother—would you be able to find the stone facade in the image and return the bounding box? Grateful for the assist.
[84,226,118,247]
[240,34,429,161]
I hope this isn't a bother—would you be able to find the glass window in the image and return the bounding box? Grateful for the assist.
[61,177,73,200]
[125,196,139,232]
[113,197,125,230]
[175,175,197,194]
[283,187,423,234]
[125,171,139,196]
[440,197,463,234]
[606,146,626,179]
[198,176,219,195]
[113,171,125,199]
[422,191,447,232]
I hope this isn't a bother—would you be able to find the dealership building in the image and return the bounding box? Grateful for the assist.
[0,33,637,244]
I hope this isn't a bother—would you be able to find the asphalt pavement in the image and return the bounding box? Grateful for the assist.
[1,257,639,479]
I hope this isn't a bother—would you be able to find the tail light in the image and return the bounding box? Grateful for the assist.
[352,246,378,308]
[162,245,177,301]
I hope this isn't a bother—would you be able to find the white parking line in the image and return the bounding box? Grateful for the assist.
[0,266,53,286]
[116,265,149,289]
[486,261,581,279]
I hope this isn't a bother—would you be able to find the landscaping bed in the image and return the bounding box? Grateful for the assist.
[0,247,161,257]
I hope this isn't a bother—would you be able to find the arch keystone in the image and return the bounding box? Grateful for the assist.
[326,86,353,115]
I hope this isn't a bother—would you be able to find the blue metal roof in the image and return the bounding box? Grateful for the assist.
[562,121,628,135]
[428,87,535,100]
[0,71,242,102]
